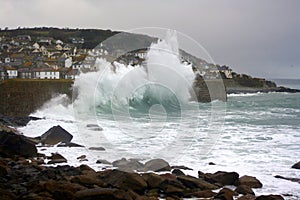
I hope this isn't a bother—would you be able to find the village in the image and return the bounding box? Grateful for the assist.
[0,33,234,81]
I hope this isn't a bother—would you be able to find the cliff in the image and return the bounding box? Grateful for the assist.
[0,79,73,117]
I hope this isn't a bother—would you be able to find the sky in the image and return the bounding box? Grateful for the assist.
[0,0,299,79]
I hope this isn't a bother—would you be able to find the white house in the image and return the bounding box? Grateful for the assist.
[56,40,64,45]
[33,68,60,79]
[64,57,72,68]
[5,67,18,79]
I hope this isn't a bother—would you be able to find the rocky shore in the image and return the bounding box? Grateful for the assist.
[1,118,298,200]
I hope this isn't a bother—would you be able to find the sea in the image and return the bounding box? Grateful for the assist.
[19,32,300,199]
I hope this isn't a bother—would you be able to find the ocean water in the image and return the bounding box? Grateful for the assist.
[19,32,300,199]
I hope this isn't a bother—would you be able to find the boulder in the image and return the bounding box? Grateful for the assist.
[74,188,135,200]
[255,195,284,200]
[88,147,105,151]
[172,169,185,176]
[183,189,216,198]
[41,180,85,199]
[41,125,73,145]
[213,188,238,200]
[99,169,147,194]
[86,124,103,131]
[142,173,166,188]
[159,179,186,195]
[237,194,256,200]
[0,115,41,127]
[112,158,144,172]
[203,171,239,186]
[0,163,8,176]
[144,159,171,172]
[171,165,193,170]
[0,126,37,157]
[177,175,218,190]
[96,159,111,165]
[236,175,263,188]
[71,174,107,188]
[0,188,17,200]
[47,153,67,164]
[274,175,300,184]
[57,142,84,147]
[235,185,255,195]
[291,161,300,169]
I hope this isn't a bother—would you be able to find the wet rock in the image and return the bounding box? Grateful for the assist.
[112,158,144,172]
[86,124,103,131]
[71,175,107,188]
[0,188,17,200]
[177,175,218,190]
[77,155,86,160]
[171,165,193,170]
[41,125,73,145]
[142,173,166,188]
[88,147,105,151]
[209,162,216,165]
[47,153,67,164]
[74,188,134,200]
[237,194,256,200]
[96,159,111,165]
[214,189,234,200]
[183,189,216,198]
[236,175,263,188]
[57,142,84,147]
[291,161,300,169]
[144,159,171,172]
[203,171,239,186]
[0,115,41,127]
[99,169,147,194]
[0,163,8,176]
[0,126,37,158]
[41,180,85,199]
[255,195,284,200]
[159,178,186,195]
[274,175,300,184]
[219,188,238,197]
[235,185,255,195]
[172,169,185,176]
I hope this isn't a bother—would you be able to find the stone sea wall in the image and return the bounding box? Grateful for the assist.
[0,79,73,117]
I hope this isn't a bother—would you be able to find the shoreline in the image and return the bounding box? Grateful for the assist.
[0,125,290,200]
[1,121,299,199]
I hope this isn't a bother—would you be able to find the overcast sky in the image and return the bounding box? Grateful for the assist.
[0,0,299,79]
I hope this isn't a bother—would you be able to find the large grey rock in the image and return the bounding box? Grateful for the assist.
[41,125,73,145]
[112,158,144,172]
[292,161,300,169]
[144,158,171,172]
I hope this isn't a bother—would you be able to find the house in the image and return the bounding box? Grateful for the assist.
[16,35,31,42]
[218,65,233,79]
[38,37,53,45]
[33,68,60,79]
[0,66,6,80]
[56,44,63,51]
[56,40,64,45]
[72,61,83,69]
[71,37,84,44]
[5,66,18,79]
[18,68,32,79]
[65,69,79,79]
[32,42,40,49]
